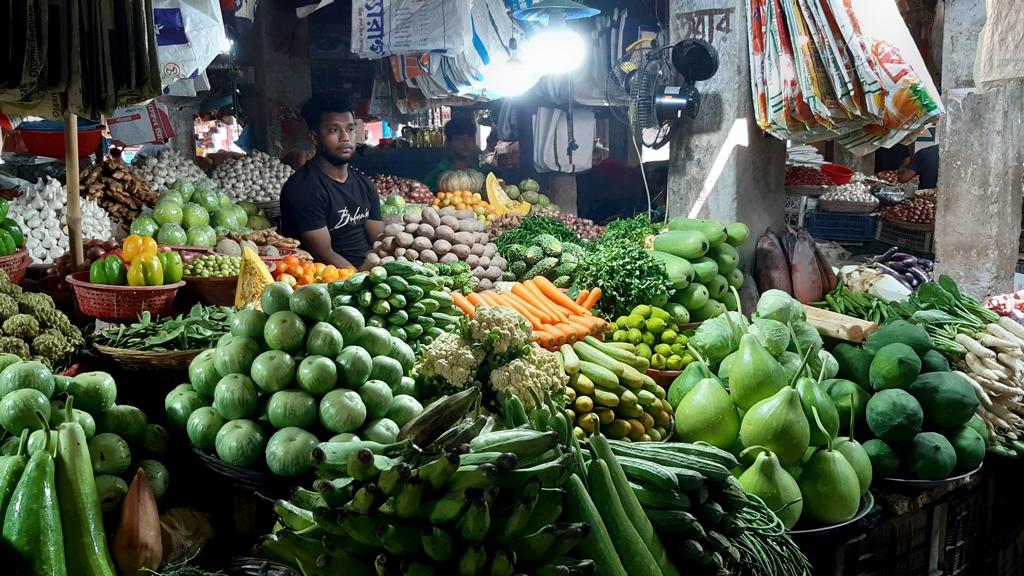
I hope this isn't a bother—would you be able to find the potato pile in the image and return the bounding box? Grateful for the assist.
[368,206,508,291]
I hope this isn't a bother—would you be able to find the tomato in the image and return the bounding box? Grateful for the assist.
[300,273,315,286]
[277,273,298,287]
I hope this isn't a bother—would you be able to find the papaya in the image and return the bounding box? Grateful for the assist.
[906,372,978,429]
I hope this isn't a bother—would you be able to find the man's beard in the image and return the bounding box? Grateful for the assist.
[321,151,351,167]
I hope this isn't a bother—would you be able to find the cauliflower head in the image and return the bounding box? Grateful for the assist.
[3,314,39,340]
[416,332,485,390]
[0,294,17,320]
[489,344,569,410]
[467,306,532,355]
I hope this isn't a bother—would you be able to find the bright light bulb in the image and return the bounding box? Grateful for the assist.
[521,26,587,75]
[483,57,539,97]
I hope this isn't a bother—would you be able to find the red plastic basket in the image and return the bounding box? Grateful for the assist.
[65,271,185,322]
[0,248,31,285]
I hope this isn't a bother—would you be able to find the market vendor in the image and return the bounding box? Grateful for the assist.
[423,117,484,191]
[899,144,939,189]
[279,95,383,270]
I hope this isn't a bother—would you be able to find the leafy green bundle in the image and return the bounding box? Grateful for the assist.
[91,304,234,351]
[572,238,672,319]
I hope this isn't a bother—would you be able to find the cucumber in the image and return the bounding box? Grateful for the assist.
[572,342,625,377]
[578,361,619,390]
[564,474,628,576]
[587,460,665,576]
[629,481,692,510]
[418,298,440,314]
[560,345,580,376]
[428,290,454,307]
[606,442,732,482]
[615,457,678,490]
[385,276,410,293]
[644,509,703,535]
[583,336,649,371]
[591,434,681,576]
[403,284,425,302]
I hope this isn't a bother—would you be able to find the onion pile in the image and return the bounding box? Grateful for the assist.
[10,178,115,264]
[45,238,121,286]
[880,197,936,224]
[132,149,205,191]
[785,166,832,186]
[212,151,293,203]
[529,207,604,240]
[370,174,434,204]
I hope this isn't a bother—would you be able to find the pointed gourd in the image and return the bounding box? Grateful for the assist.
[728,334,786,411]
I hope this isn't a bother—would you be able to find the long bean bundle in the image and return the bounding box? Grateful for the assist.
[731,495,812,576]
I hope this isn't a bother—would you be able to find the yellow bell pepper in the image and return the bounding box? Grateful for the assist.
[122,235,158,263]
[127,253,164,286]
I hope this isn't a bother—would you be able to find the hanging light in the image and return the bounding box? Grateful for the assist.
[514,0,599,76]
[483,39,539,97]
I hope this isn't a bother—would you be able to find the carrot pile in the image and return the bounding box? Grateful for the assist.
[450,277,608,349]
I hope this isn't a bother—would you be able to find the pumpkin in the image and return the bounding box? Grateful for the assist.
[437,169,486,194]
[235,246,275,308]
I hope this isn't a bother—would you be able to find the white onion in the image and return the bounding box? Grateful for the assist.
[132,150,205,191]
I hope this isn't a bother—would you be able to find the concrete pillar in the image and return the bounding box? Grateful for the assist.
[934,0,1024,297]
[666,0,786,264]
[247,1,312,157]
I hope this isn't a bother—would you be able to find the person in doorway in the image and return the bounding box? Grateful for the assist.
[279,95,383,270]
[422,117,483,191]
[899,145,939,189]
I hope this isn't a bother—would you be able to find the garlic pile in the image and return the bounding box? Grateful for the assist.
[133,149,205,191]
[821,181,877,205]
[211,151,293,203]
[9,177,114,264]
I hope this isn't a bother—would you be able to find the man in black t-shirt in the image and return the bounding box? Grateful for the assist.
[280,95,383,269]
[899,145,940,189]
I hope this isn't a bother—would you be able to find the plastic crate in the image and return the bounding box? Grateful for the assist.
[941,487,983,575]
[806,211,877,242]
[848,506,933,576]
[877,219,934,253]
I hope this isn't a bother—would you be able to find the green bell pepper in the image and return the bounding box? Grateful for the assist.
[88,256,127,285]
[0,229,15,256]
[157,251,183,284]
[0,219,24,249]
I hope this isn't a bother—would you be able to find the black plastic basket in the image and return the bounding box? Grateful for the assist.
[191,446,297,499]
[806,211,877,242]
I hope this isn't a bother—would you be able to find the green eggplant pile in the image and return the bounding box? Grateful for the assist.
[256,388,592,575]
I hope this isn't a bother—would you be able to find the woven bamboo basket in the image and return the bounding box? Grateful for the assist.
[92,344,204,371]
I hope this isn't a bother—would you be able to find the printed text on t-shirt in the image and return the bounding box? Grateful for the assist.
[332,206,370,230]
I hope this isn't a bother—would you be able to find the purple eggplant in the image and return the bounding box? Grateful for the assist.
[904,272,919,287]
[918,259,934,271]
[877,263,914,289]
[887,260,909,272]
[890,252,914,261]
[875,247,898,262]
[908,266,931,284]
[895,255,919,266]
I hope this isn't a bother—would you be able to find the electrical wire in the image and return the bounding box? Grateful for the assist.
[631,127,654,218]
